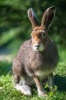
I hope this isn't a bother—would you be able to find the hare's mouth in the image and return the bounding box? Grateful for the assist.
[32,43,44,51]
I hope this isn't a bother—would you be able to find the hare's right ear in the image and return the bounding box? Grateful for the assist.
[27,8,39,29]
[41,6,55,29]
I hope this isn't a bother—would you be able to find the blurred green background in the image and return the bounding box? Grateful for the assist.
[0,0,66,62]
[0,1,66,99]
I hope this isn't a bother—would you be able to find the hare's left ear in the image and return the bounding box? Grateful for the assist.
[27,8,39,29]
[41,6,55,29]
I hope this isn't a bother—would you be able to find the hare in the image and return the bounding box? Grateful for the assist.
[12,6,59,97]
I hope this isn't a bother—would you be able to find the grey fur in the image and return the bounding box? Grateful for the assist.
[13,37,58,85]
[12,6,59,96]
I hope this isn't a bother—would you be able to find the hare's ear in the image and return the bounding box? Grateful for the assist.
[41,6,55,29]
[27,8,39,29]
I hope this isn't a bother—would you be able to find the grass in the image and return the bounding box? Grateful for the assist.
[0,47,66,100]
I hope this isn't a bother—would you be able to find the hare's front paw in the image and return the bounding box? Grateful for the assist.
[38,90,47,97]
[21,85,32,96]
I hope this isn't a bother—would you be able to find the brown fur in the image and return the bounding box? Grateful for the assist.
[12,6,59,96]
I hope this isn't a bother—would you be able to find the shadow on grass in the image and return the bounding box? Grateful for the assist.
[54,75,66,91]
[0,61,12,75]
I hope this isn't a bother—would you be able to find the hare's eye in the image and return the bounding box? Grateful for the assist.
[42,31,46,38]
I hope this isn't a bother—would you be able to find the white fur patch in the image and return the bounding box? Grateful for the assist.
[15,84,31,96]
[35,70,53,80]
[33,43,44,51]
[15,84,22,91]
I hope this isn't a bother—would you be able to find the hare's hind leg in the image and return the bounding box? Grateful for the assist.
[14,74,32,96]
[15,84,32,96]
[13,58,32,96]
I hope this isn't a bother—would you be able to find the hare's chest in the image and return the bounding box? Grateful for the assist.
[35,70,53,79]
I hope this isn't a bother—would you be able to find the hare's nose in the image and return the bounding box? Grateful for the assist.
[35,44,40,48]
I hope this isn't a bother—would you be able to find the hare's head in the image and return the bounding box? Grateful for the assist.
[27,6,55,51]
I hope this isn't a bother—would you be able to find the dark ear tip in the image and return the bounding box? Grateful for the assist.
[49,6,55,10]
[27,8,33,13]
[28,8,33,11]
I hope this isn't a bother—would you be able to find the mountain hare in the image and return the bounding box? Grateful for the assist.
[12,6,59,97]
